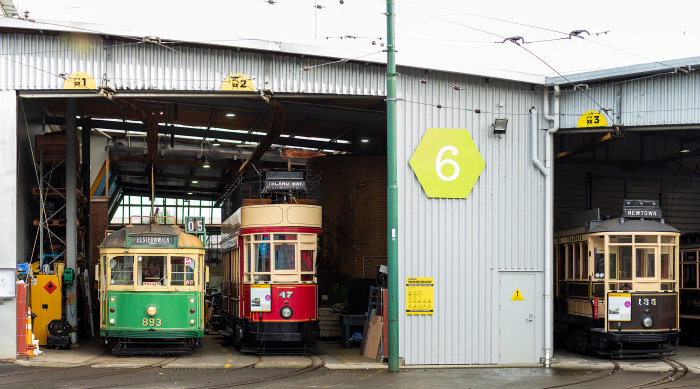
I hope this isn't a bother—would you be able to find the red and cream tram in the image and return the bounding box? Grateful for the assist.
[220,170,321,353]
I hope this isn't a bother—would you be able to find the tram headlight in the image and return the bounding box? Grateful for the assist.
[641,315,654,328]
[109,318,115,324]
[146,305,157,316]
[280,305,293,320]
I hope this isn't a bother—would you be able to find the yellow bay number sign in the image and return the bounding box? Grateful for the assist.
[221,73,255,91]
[577,110,608,128]
[409,128,485,198]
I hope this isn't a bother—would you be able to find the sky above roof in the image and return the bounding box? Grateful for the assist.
[8,0,700,82]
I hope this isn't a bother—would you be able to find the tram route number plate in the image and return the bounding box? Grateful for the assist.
[608,293,631,321]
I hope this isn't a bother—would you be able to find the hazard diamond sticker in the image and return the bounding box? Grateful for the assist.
[44,281,57,294]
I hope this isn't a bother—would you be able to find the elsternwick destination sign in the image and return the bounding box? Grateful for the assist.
[127,234,177,248]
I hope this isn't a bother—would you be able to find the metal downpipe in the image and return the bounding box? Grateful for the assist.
[542,85,560,367]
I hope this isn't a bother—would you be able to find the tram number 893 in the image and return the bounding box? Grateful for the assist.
[638,298,656,306]
[143,318,163,327]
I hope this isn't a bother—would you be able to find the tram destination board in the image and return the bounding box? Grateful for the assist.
[264,171,306,191]
[126,234,178,248]
[622,199,662,219]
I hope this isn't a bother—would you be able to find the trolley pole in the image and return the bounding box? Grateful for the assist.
[386,0,399,372]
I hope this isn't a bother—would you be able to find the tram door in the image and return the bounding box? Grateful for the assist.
[498,272,536,363]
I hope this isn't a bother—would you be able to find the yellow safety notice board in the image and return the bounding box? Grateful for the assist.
[406,277,433,315]
[30,274,62,345]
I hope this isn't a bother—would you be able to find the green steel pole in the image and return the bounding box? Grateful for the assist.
[386,0,399,372]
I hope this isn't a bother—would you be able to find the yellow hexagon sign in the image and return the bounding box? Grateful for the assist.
[409,128,485,198]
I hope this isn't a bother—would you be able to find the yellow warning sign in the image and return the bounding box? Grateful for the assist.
[406,277,433,315]
[221,73,255,91]
[62,72,96,90]
[511,288,525,301]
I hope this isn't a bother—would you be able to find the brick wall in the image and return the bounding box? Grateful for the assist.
[307,156,387,295]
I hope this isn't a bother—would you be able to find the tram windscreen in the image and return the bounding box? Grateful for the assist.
[275,243,296,270]
[138,256,167,286]
[636,248,655,278]
[171,256,196,286]
[619,246,632,280]
[110,256,134,285]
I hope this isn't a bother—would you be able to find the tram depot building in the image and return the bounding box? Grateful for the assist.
[4,20,700,365]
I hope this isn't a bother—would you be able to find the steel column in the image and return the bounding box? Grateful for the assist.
[65,99,78,344]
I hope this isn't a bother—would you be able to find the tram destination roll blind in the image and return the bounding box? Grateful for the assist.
[127,234,177,248]
[622,199,662,219]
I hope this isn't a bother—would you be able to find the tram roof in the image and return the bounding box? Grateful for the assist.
[588,218,679,234]
[99,223,204,248]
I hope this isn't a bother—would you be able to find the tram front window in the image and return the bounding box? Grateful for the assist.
[619,246,633,280]
[275,243,296,270]
[636,248,655,278]
[110,256,134,285]
[138,256,167,286]
[171,256,196,286]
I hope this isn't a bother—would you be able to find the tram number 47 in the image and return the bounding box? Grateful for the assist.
[638,298,656,306]
[279,291,293,298]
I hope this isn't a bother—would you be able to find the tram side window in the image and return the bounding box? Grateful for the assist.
[574,244,580,279]
[635,248,655,278]
[567,245,573,279]
[253,236,271,281]
[683,263,698,289]
[594,251,605,276]
[171,256,196,286]
[661,245,675,279]
[582,243,588,279]
[274,243,296,270]
[137,256,167,286]
[301,250,314,281]
[618,246,632,280]
[609,253,617,280]
[110,256,134,285]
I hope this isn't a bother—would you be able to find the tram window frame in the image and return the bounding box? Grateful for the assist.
[567,245,574,280]
[660,244,675,280]
[582,242,588,280]
[574,243,581,280]
[109,255,134,285]
[682,249,699,289]
[635,247,656,278]
[136,255,168,286]
[171,256,197,286]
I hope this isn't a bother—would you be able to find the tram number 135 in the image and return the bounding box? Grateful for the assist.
[143,318,162,327]
[638,298,656,306]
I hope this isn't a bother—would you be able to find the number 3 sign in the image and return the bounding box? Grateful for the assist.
[409,128,485,198]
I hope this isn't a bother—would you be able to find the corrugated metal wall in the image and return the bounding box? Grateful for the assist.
[396,67,546,364]
[557,72,700,128]
[0,32,386,95]
[1,30,553,365]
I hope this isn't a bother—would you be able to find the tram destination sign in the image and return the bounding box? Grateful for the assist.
[622,199,662,219]
[127,234,178,248]
[264,171,306,191]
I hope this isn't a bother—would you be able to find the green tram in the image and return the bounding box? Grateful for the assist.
[97,217,208,355]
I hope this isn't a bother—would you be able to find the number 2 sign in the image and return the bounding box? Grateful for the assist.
[409,128,485,198]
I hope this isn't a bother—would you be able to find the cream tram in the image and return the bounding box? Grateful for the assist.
[554,200,680,357]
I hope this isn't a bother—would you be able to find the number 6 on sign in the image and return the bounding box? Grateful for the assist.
[409,128,485,198]
[435,146,460,181]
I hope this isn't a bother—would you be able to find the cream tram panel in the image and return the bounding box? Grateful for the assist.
[241,204,321,228]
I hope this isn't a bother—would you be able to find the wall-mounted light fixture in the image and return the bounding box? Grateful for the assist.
[493,118,508,135]
[360,138,370,143]
[225,111,236,117]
